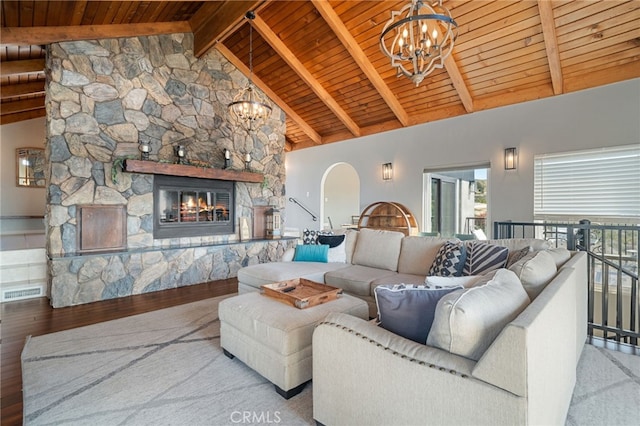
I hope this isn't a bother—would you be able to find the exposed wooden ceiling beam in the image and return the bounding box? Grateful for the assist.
[0,22,192,45]
[0,107,45,125]
[0,81,45,100]
[215,44,321,145]
[0,59,45,77]
[191,1,263,57]
[1,97,45,115]
[538,0,564,95]
[252,15,361,138]
[444,55,474,113]
[311,0,410,128]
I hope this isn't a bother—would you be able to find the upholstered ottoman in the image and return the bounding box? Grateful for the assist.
[219,291,368,398]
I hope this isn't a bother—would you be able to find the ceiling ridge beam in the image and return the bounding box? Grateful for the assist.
[311,0,410,127]
[0,59,45,77]
[215,44,322,145]
[538,0,564,95]
[252,15,361,137]
[0,22,192,46]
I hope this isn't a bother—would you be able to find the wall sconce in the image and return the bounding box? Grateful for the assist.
[504,147,517,170]
[224,149,231,169]
[382,162,393,180]
[244,153,251,170]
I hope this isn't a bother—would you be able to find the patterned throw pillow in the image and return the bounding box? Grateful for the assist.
[463,241,509,275]
[374,284,462,344]
[428,240,466,276]
[507,246,530,268]
[302,229,333,245]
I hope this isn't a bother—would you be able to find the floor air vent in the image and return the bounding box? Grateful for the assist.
[1,285,44,302]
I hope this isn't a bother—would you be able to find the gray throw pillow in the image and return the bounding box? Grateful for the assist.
[374,284,461,344]
[463,241,509,275]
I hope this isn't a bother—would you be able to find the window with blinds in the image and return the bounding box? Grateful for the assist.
[534,145,640,222]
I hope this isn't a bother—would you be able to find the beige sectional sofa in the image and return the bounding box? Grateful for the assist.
[312,248,587,426]
[237,228,588,424]
[238,228,550,318]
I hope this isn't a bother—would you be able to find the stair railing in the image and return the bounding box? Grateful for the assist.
[289,197,318,221]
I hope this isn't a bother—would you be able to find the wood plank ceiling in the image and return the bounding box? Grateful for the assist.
[1,1,639,151]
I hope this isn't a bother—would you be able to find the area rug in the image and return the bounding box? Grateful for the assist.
[22,296,639,425]
[21,296,312,425]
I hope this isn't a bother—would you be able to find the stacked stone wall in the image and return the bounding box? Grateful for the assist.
[45,33,288,307]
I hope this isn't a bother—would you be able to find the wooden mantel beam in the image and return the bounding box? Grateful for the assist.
[0,22,192,46]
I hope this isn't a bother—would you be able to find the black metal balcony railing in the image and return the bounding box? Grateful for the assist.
[494,220,639,347]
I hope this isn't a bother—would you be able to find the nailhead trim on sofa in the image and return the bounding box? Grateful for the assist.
[317,321,468,379]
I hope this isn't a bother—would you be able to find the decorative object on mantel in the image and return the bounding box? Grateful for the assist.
[122,159,264,184]
[224,149,231,169]
[380,0,458,86]
[240,216,252,241]
[265,207,282,239]
[139,141,150,160]
[175,145,187,164]
[228,11,272,135]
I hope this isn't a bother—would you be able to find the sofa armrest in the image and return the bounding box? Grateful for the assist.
[312,313,526,426]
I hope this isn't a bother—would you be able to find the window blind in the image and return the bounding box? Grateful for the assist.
[534,145,640,221]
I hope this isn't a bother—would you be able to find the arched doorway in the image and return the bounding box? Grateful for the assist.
[320,163,360,230]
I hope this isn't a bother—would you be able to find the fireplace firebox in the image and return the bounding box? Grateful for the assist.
[153,175,235,239]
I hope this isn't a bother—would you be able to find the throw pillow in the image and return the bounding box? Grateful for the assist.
[508,250,557,300]
[293,244,329,262]
[425,275,482,288]
[506,246,530,268]
[374,284,461,344]
[318,234,346,263]
[428,240,466,276]
[463,241,509,276]
[427,269,530,361]
[302,229,333,245]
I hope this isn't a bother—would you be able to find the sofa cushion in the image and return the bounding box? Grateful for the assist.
[293,244,329,262]
[428,240,466,276]
[463,241,508,275]
[374,284,462,344]
[427,269,530,361]
[352,228,404,271]
[508,250,558,300]
[237,261,349,288]
[486,238,550,252]
[397,236,451,276]
[546,247,572,268]
[425,275,483,288]
[325,265,398,296]
[344,229,358,264]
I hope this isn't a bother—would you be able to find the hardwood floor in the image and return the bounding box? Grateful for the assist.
[0,278,238,426]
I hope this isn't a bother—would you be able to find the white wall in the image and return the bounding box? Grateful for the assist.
[285,79,640,236]
[0,117,47,217]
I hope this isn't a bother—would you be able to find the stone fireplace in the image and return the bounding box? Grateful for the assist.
[153,175,235,239]
[44,33,294,308]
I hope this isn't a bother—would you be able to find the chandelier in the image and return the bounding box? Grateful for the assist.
[380,0,458,86]
[228,11,272,134]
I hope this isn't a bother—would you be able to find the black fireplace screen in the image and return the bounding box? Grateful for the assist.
[153,175,235,239]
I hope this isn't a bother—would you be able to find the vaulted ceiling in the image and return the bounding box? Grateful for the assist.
[1,1,639,151]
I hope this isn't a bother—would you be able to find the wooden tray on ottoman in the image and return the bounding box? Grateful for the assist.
[261,278,343,309]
